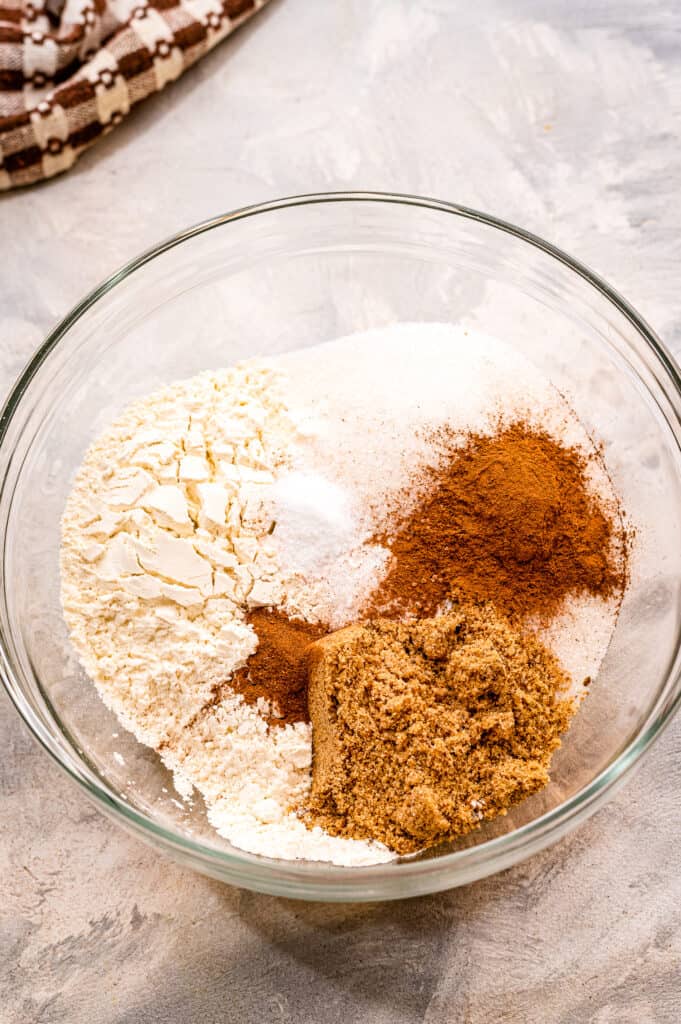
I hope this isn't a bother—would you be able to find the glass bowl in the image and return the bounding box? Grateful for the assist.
[2,192,681,902]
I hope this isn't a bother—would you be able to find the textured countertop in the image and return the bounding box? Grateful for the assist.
[2,2,681,1021]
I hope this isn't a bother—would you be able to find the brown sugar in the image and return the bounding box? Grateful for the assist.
[231,609,328,727]
[304,601,575,854]
[365,421,627,624]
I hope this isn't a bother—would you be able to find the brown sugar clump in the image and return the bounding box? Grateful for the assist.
[365,421,627,624]
[304,602,575,854]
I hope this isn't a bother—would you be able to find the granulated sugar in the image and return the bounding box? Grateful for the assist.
[537,594,622,697]
[60,323,624,864]
[268,471,361,577]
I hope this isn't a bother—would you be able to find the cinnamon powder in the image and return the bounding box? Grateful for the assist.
[231,609,328,726]
[366,421,626,623]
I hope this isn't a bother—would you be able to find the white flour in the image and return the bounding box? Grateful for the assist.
[61,363,292,749]
[61,323,622,864]
[61,359,391,865]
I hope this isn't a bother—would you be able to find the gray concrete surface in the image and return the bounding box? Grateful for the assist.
[2,1,681,1021]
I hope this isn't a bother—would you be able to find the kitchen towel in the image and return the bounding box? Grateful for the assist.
[0,0,268,189]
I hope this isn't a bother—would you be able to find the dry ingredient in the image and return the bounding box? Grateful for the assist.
[305,603,575,853]
[366,421,627,624]
[60,363,295,749]
[60,323,629,865]
[231,609,328,726]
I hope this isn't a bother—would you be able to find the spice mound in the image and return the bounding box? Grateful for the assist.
[305,603,575,854]
[231,609,328,727]
[367,421,626,623]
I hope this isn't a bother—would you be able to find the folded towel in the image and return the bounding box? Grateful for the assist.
[0,0,268,190]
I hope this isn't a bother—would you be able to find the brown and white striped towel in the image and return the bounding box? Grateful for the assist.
[0,0,268,190]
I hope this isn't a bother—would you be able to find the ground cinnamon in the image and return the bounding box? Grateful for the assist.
[365,421,626,623]
[231,609,328,726]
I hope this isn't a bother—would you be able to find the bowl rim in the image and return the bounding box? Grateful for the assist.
[2,189,681,898]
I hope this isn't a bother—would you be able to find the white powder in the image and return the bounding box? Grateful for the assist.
[61,322,622,865]
[537,594,622,700]
[61,360,391,865]
[268,470,390,628]
[269,472,359,575]
[61,363,293,748]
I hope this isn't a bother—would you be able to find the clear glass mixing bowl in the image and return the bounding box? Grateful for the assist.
[2,192,680,901]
